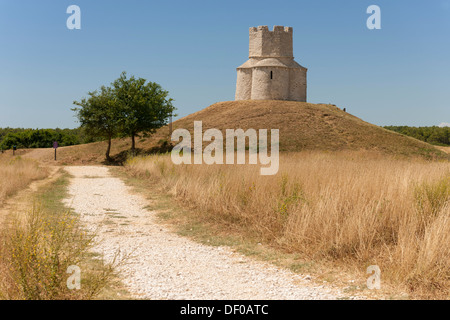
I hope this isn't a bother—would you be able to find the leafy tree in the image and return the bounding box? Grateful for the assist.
[72,86,119,161]
[112,72,176,155]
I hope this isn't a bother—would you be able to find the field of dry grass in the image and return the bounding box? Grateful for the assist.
[21,101,447,166]
[0,154,49,205]
[0,167,117,300]
[167,101,447,159]
[4,100,448,299]
[437,146,450,154]
[125,151,449,298]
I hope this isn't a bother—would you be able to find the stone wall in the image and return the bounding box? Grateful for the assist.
[235,69,252,100]
[251,66,290,100]
[235,26,307,102]
[249,26,293,58]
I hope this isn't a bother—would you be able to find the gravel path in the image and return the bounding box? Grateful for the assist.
[63,166,348,300]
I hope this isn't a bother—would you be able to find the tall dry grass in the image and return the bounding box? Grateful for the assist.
[0,156,48,204]
[0,206,116,299]
[125,151,449,298]
[0,156,116,299]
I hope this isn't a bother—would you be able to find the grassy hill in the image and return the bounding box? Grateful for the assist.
[20,100,448,164]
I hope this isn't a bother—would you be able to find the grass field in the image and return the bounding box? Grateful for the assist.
[21,101,448,166]
[0,154,49,205]
[0,160,117,299]
[2,100,449,299]
[125,151,449,298]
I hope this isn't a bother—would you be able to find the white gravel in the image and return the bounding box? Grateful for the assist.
[63,166,350,300]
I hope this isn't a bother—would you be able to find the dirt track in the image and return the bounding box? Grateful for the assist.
[62,165,359,300]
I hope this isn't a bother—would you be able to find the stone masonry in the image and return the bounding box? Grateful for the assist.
[235,26,307,102]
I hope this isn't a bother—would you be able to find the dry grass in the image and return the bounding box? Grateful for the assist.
[0,155,49,205]
[164,101,447,158]
[0,206,116,300]
[125,151,450,299]
[0,155,118,300]
[0,169,119,300]
[22,139,131,165]
[437,146,450,154]
[22,101,447,166]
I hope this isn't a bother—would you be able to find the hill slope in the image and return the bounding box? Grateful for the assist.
[168,101,445,157]
[23,101,447,164]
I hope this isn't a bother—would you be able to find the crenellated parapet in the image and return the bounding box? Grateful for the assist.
[249,26,293,33]
[249,25,293,58]
[235,26,307,102]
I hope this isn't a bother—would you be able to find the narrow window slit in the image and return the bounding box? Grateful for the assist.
[270,71,273,79]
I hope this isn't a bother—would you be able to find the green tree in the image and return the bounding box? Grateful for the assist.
[72,86,119,161]
[112,72,176,155]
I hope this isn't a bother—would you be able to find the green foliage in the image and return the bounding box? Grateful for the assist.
[72,86,119,139]
[2,71,175,160]
[72,86,120,161]
[384,126,450,146]
[0,127,96,150]
[72,71,176,160]
[112,72,176,152]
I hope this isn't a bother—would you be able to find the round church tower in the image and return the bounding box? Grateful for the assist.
[235,26,307,102]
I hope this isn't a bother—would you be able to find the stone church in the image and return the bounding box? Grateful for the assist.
[235,26,307,102]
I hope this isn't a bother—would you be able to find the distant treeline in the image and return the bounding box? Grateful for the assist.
[384,126,450,146]
[2,125,448,150]
[0,127,104,150]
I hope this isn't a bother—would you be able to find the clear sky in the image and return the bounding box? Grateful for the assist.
[0,0,449,129]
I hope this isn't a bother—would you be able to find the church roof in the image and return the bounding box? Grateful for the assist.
[237,58,307,70]
[255,58,290,68]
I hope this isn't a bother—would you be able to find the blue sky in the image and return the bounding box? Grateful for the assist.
[0,0,449,129]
